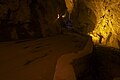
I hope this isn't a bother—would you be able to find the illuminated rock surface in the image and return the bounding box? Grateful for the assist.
[84,0,120,49]
[0,0,120,80]
[0,0,120,48]
[70,0,120,48]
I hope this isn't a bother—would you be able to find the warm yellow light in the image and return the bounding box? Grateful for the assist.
[84,0,120,48]
[57,14,60,19]
[65,0,74,13]
[88,32,99,44]
[89,13,119,48]
[62,14,66,18]
[88,10,112,44]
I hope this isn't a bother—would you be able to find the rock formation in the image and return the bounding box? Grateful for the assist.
[83,0,120,48]
[0,0,120,49]
[68,0,120,48]
[0,0,67,40]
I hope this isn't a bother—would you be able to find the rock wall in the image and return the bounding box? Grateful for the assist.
[0,0,120,49]
[71,0,96,34]
[68,0,120,48]
[0,0,67,41]
[84,0,120,49]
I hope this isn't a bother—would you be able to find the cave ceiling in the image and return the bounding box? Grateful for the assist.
[0,0,120,48]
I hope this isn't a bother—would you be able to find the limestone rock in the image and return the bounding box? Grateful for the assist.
[68,0,120,48]
[0,0,67,40]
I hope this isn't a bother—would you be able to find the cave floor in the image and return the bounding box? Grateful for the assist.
[0,34,92,80]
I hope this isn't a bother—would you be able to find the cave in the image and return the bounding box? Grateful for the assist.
[0,0,120,80]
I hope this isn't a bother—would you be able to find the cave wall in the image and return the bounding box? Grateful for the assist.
[84,0,120,48]
[0,0,120,49]
[68,0,120,48]
[71,0,96,34]
[0,0,67,41]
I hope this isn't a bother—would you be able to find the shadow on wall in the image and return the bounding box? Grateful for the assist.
[71,0,97,34]
[72,45,120,80]
[0,0,67,41]
[0,0,97,41]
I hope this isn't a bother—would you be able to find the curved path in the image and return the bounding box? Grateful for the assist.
[0,34,93,80]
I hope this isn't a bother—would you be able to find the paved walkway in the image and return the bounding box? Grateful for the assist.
[53,36,93,80]
[0,34,93,80]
